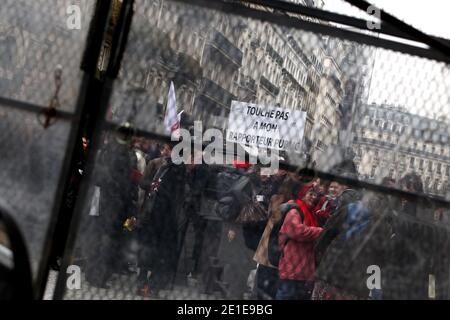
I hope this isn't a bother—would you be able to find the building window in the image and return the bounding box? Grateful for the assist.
[419,159,424,170]
[428,161,433,172]
[432,180,438,192]
[371,166,377,178]
[389,169,394,179]
[316,140,326,150]
[321,115,332,128]
[410,157,415,168]
[447,165,450,177]
[437,163,442,174]
[425,177,431,190]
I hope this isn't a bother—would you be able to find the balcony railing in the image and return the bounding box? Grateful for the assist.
[209,30,243,67]
[329,74,344,97]
[266,43,284,66]
[199,77,236,108]
[353,136,450,162]
[239,75,257,93]
[260,75,280,96]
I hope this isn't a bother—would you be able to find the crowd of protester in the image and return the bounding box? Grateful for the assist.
[76,128,450,300]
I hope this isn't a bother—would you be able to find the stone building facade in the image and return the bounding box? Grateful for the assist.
[353,103,450,196]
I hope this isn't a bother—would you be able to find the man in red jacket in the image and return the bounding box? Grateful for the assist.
[276,189,324,300]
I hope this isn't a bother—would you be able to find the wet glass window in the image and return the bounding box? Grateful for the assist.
[2,0,450,301]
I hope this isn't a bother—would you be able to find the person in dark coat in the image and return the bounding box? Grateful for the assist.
[84,128,138,288]
[136,143,185,297]
[177,161,210,279]
[383,173,434,300]
[312,160,368,299]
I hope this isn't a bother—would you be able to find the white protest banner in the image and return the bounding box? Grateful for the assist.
[226,101,306,153]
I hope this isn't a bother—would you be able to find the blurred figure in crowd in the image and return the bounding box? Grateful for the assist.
[276,187,323,300]
[137,143,185,297]
[384,172,432,299]
[177,155,210,280]
[242,167,279,252]
[313,181,341,226]
[85,126,138,288]
[398,173,424,218]
[253,174,298,299]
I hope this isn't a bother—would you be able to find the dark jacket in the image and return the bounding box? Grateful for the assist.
[137,157,185,277]
[242,176,278,251]
[314,189,380,296]
[383,198,436,299]
[96,139,138,228]
[314,188,363,264]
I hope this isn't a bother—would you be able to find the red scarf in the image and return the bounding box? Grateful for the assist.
[295,199,319,227]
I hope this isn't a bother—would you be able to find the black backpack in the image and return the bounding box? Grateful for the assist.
[214,170,251,221]
[268,202,304,267]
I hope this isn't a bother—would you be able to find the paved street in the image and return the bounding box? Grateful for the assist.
[44,270,223,300]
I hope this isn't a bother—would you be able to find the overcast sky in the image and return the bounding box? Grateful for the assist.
[323,0,450,120]
[324,0,450,38]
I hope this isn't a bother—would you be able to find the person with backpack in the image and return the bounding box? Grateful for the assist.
[275,188,324,300]
[208,163,255,299]
[253,174,299,299]
[214,163,250,222]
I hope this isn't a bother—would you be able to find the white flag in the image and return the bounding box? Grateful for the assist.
[164,81,180,138]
